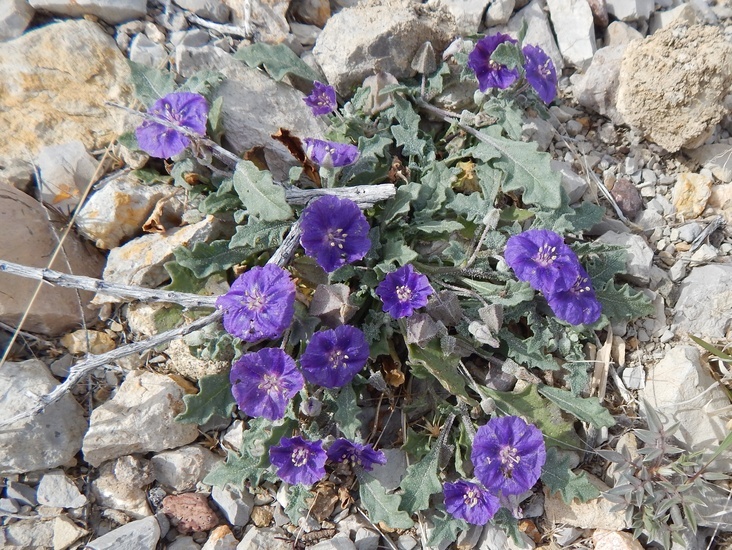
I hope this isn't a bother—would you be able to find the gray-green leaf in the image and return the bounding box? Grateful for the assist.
[399,444,442,514]
[538,385,616,429]
[128,60,176,105]
[358,472,414,529]
[233,161,293,222]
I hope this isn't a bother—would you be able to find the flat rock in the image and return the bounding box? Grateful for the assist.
[497,0,564,73]
[166,338,230,381]
[211,484,254,526]
[673,172,713,219]
[603,20,643,47]
[0,0,34,42]
[437,0,490,34]
[0,360,87,474]
[641,346,732,470]
[551,160,588,203]
[35,141,99,213]
[29,0,147,23]
[173,0,230,22]
[82,370,199,467]
[616,24,732,152]
[92,456,154,518]
[547,0,595,69]
[2,518,55,549]
[605,0,653,21]
[672,264,732,339]
[313,0,457,96]
[86,515,162,550]
[544,473,630,530]
[689,144,732,184]
[310,534,357,550]
[36,470,87,509]
[237,526,291,549]
[152,445,222,492]
[129,33,169,68]
[169,536,202,550]
[53,515,89,550]
[649,3,698,34]
[573,45,627,125]
[593,530,644,550]
[0,20,134,167]
[202,525,239,550]
[0,186,104,335]
[596,231,653,285]
[484,0,515,26]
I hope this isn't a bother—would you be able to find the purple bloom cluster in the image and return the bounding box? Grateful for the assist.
[443,480,500,525]
[300,195,371,273]
[216,264,296,341]
[504,229,601,325]
[136,92,209,158]
[376,264,434,319]
[468,35,557,104]
[304,138,360,168]
[270,436,327,485]
[303,81,337,116]
[327,439,386,471]
[300,325,370,388]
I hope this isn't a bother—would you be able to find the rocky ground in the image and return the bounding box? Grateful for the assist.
[1,0,732,549]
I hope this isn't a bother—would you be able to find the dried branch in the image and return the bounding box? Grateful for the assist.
[185,12,252,38]
[285,184,396,208]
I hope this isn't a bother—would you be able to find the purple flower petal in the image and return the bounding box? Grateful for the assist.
[444,480,500,525]
[523,44,557,104]
[376,264,434,319]
[230,348,303,420]
[467,34,520,92]
[504,229,581,294]
[545,265,602,325]
[216,264,295,342]
[327,439,386,471]
[270,436,327,486]
[300,325,370,389]
[303,81,337,116]
[471,416,546,496]
[135,92,209,158]
[304,138,359,168]
[300,195,371,273]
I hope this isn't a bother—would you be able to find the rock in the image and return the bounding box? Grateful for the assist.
[478,523,535,549]
[173,0,230,22]
[169,536,202,550]
[152,445,222,492]
[60,329,116,355]
[678,222,703,243]
[0,0,34,42]
[291,0,330,27]
[53,515,88,550]
[129,33,169,68]
[0,360,86,474]
[76,177,181,250]
[86,515,162,550]
[35,141,99,212]
[550,160,588,203]
[603,20,643,47]
[572,45,627,125]
[497,0,564,73]
[102,217,220,289]
[369,448,407,491]
[609,177,643,218]
[546,0,595,69]
[211,485,254,526]
[82,370,199,467]
[165,339,230,381]
[29,0,146,23]
[649,3,698,34]
[522,116,554,152]
[162,493,220,534]
[689,243,718,265]
[641,346,732,470]
[311,534,358,550]
[484,0,515,26]
[593,530,644,550]
[0,186,104,335]
[544,473,630,530]
[586,0,608,27]
[237,526,291,549]
[290,22,321,46]
[0,157,34,192]
[202,525,240,550]
[0,20,134,168]
[6,481,37,505]
[313,0,457,96]
[92,456,154,518]
[354,527,380,550]
[689,144,732,184]
[438,0,490,34]
[596,231,653,285]
[673,264,732,339]
[2,518,55,549]
[616,25,732,153]
[708,183,732,223]
[605,0,653,21]
[672,172,713,219]
[225,0,290,43]
[36,471,86,509]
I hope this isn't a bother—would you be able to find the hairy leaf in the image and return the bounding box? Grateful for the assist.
[163,262,207,294]
[177,71,224,101]
[400,444,442,514]
[128,60,176,105]
[176,372,236,424]
[173,241,249,278]
[330,384,362,440]
[234,43,320,82]
[233,161,293,222]
[284,484,311,523]
[413,220,465,234]
[541,447,600,503]
[229,220,290,252]
[447,193,490,222]
[499,330,559,371]
[461,278,535,308]
[203,449,267,488]
[538,385,616,428]
[595,280,655,323]
[427,508,466,548]
[358,472,414,529]
[407,343,476,406]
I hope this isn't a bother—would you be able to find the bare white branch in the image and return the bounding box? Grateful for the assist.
[285,183,396,208]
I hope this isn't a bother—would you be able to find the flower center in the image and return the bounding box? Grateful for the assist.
[498,445,521,479]
[291,447,309,467]
[396,285,413,303]
[258,373,283,394]
[243,290,267,312]
[571,276,591,295]
[326,227,347,249]
[463,487,480,508]
[534,243,557,266]
[540,60,553,78]
[328,349,349,369]
[488,59,502,71]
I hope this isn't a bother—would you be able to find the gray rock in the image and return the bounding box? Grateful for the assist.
[0,360,87,474]
[169,536,202,550]
[129,33,169,68]
[544,473,630,530]
[236,526,291,549]
[53,515,88,550]
[2,518,54,549]
[641,346,732,471]
[621,365,645,390]
[152,445,222,492]
[173,0,230,22]
[498,0,564,73]
[82,371,199,467]
[310,533,357,550]
[689,243,718,265]
[171,29,212,48]
[522,116,554,152]
[86,515,162,550]
[35,140,98,212]
[673,264,732,339]
[649,3,698,34]
[605,0,653,21]
[437,0,489,34]
[166,338,230,381]
[550,160,588,203]
[479,524,536,549]
[354,527,380,550]
[0,498,19,513]
[36,470,87,509]
[547,0,596,69]
[603,20,643,47]
[368,448,407,491]
[102,217,220,289]
[226,0,289,43]
[290,22,320,47]
[313,0,457,96]
[29,0,146,23]
[396,534,418,550]
[6,481,37,506]
[572,45,626,125]
[92,456,153,518]
[202,525,240,550]
[484,0,515,26]
[596,231,653,285]
[689,144,732,184]
[211,485,254,526]
[677,222,703,243]
[0,0,34,42]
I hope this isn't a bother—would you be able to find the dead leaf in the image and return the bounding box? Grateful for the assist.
[308,483,339,522]
[142,194,184,234]
[271,128,321,186]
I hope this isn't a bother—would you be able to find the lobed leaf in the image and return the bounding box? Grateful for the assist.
[399,444,442,514]
[538,385,616,428]
[176,372,236,425]
[357,472,414,529]
[232,161,293,222]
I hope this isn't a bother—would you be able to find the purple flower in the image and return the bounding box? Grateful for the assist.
[300,325,370,389]
[136,92,208,158]
[216,264,295,342]
[443,480,500,525]
[327,439,387,471]
[523,45,557,104]
[504,229,581,294]
[270,436,327,486]
[304,138,360,168]
[376,264,434,319]
[468,34,520,92]
[230,348,304,420]
[303,81,337,116]
[545,266,602,325]
[471,416,546,496]
[300,195,371,273]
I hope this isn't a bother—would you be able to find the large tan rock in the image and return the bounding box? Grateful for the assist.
[0,186,105,335]
[0,19,134,167]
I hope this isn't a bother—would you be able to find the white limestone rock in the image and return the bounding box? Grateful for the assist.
[29,0,147,23]
[596,231,653,285]
[0,0,34,42]
[672,264,732,339]
[605,0,653,21]
[36,471,87,509]
[436,0,490,34]
[152,446,222,492]
[86,515,162,550]
[547,0,596,69]
[173,0,230,22]
[211,485,254,526]
[572,45,628,125]
[92,456,154,518]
